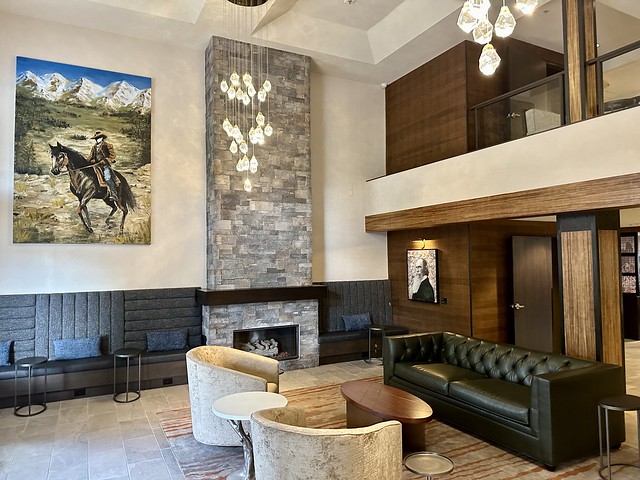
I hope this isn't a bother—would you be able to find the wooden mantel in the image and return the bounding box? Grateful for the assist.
[196,285,327,306]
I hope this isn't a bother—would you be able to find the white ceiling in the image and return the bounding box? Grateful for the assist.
[1,0,639,85]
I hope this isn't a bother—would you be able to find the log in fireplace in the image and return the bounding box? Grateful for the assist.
[233,324,300,361]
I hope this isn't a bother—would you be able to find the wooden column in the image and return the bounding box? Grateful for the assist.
[557,212,623,365]
[563,0,597,122]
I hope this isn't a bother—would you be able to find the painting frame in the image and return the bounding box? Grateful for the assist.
[407,249,439,304]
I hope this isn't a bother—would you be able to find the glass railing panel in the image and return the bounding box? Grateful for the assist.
[601,48,640,114]
[474,75,564,150]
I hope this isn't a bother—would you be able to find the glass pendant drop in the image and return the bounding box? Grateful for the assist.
[241,155,250,171]
[472,15,493,45]
[239,140,248,154]
[236,158,244,172]
[248,83,256,97]
[479,43,501,76]
[469,0,490,19]
[457,2,478,34]
[230,71,240,87]
[258,88,267,102]
[223,118,232,135]
[249,127,257,144]
[220,79,229,93]
[495,5,516,38]
[229,140,238,154]
[243,72,252,86]
[256,112,266,127]
[227,85,236,100]
[264,123,273,137]
[249,155,258,173]
[515,0,538,14]
[244,177,252,192]
[263,79,272,92]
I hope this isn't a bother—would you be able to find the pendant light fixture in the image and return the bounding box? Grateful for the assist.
[457,0,534,75]
[220,0,273,193]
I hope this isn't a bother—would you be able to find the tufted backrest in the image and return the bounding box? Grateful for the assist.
[440,332,593,387]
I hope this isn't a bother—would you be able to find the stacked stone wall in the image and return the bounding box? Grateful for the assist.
[203,36,316,369]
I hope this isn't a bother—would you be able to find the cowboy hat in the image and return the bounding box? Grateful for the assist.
[91,131,107,140]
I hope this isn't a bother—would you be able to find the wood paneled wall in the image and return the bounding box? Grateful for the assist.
[385,43,469,174]
[388,220,555,342]
[469,221,556,342]
[387,225,472,335]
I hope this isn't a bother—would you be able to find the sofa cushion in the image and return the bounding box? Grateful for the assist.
[449,378,531,425]
[147,329,189,352]
[395,363,486,395]
[53,336,102,360]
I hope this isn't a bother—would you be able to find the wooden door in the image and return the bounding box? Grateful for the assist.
[512,236,554,352]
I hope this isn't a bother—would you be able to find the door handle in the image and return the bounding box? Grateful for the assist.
[511,303,525,310]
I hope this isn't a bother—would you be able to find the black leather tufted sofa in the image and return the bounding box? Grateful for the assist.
[383,331,626,468]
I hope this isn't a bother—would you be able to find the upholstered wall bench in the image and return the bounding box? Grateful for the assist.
[318,280,408,364]
[0,287,202,408]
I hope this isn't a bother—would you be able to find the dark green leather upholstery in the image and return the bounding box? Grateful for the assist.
[383,332,626,468]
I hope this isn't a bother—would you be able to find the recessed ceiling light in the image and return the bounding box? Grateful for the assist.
[344,0,356,4]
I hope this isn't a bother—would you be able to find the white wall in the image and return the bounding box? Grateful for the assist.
[0,13,207,294]
[366,106,640,216]
[310,73,388,282]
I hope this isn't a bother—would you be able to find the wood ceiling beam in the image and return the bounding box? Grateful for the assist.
[365,172,640,232]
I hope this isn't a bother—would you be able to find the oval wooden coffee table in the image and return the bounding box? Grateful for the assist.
[340,380,433,452]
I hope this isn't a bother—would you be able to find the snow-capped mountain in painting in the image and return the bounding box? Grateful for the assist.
[16,70,151,113]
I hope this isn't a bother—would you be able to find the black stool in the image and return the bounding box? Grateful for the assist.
[14,356,48,417]
[598,394,640,480]
[113,348,142,403]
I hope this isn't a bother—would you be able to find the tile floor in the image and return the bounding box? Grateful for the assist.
[0,343,638,480]
[0,359,382,480]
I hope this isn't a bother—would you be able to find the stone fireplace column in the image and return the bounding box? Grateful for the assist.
[203,36,317,369]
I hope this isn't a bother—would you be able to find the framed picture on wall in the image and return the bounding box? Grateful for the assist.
[407,249,439,303]
[13,56,152,244]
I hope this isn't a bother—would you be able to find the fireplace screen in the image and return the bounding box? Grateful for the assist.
[233,324,299,361]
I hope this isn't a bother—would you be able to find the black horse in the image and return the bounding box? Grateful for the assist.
[50,142,137,235]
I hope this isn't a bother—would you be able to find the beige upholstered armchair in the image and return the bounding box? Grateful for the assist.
[186,345,280,446]
[251,406,403,480]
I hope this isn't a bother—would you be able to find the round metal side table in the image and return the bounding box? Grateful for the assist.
[113,348,142,403]
[404,451,454,479]
[598,394,640,480]
[365,325,384,365]
[14,356,48,417]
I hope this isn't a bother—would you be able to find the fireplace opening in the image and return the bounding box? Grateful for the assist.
[233,324,300,361]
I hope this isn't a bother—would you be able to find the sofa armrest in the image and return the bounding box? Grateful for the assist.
[383,332,442,384]
[531,363,625,464]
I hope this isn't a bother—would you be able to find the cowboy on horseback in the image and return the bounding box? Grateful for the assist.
[88,131,118,202]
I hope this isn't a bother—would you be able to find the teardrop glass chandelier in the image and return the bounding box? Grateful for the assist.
[457,0,537,75]
[220,0,273,193]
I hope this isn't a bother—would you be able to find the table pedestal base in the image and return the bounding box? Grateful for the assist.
[227,419,254,480]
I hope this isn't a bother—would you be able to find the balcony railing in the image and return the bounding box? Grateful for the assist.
[471,72,565,151]
[588,40,640,115]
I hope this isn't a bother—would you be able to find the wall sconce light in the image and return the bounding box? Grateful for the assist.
[413,239,427,249]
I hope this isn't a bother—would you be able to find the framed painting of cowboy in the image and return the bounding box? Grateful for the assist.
[13,56,152,244]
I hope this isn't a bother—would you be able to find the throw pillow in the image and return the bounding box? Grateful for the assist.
[53,336,102,360]
[146,329,189,352]
[342,313,371,332]
[0,340,11,366]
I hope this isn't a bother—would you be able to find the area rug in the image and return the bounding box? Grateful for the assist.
[157,377,640,479]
